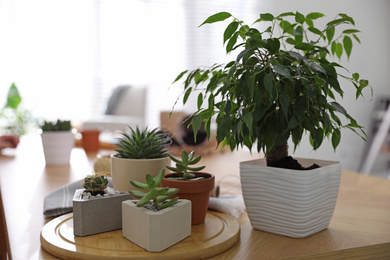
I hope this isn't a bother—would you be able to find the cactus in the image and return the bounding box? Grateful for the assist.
[114,126,172,159]
[166,150,206,180]
[40,119,72,131]
[83,172,109,196]
[129,169,179,210]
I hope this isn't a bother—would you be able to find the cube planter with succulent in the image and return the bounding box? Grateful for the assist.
[161,150,214,225]
[73,172,131,236]
[40,120,75,165]
[122,169,191,252]
[172,12,371,237]
[111,126,172,192]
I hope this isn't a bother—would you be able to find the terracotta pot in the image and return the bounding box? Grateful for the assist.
[111,155,171,192]
[161,172,214,225]
[81,129,100,152]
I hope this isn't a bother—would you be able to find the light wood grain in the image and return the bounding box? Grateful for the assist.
[1,134,390,260]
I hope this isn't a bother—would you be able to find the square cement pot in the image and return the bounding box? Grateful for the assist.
[73,188,132,236]
[122,199,191,252]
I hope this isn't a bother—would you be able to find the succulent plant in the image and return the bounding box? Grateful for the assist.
[83,172,109,196]
[114,126,172,159]
[129,168,179,210]
[166,151,206,180]
[40,119,72,131]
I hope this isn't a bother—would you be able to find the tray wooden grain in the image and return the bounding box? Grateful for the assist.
[40,211,240,260]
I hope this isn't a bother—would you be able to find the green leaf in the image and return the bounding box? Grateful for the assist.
[308,27,323,36]
[226,32,239,53]
[343,29,360,34]
[306,12,325,20]
[326,26,335,43]
[6,83,22,109]
[130,180,150,190]
[243,113,253,133]
[331,128,341,151]
[216,116,231,143]
[200,12,232,27]
[224,21,239,43]
[295,12,305,24]
[335,42,343,59]
[263,74,274,95]
[280,92,290,119]
[330,101,348,117]
[145,174,154,188]
[260,13,274,21]
[183,87,192,104]
[129,190,146,199]
[272,64,291,78]
[343,36,353,59]
[153,169,165,186]
[197,93,203,110]
[173,70,188,83]
[191,114,203,142]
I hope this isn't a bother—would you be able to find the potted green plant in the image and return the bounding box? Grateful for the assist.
[73,172,131,237]
[40,119,74,165]
[172,12,371,237]
[161,150,214,225]
[122,169,191,252]
[111,126,172,192]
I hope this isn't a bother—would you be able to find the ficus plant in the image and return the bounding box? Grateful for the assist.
[172,11,371,165]
[129,169,180,210]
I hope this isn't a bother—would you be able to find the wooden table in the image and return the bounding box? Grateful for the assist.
[1,134,390,260]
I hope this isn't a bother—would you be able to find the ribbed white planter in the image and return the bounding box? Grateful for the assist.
[41,131,75,165]
[240,158,341,238]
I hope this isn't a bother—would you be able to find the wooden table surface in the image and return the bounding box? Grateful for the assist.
[1,134,390,260]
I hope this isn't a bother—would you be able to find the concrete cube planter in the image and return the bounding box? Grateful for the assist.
[122,199,191,252]
[73,188,131,236]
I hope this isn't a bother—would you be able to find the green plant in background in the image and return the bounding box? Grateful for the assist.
[40,120,72,131]
[83,172,109,196]
[166,150,206,180]
[173,11,371,165]
[114,126,172,159]
[0,83,35,135]
[129,169,180,210]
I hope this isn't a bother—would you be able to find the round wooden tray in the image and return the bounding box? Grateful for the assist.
[40,211,240,260]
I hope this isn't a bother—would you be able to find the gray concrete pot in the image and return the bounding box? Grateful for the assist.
[122,199,191,252]
[73,188,131,236]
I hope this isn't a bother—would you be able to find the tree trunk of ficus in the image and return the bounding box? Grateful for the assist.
[265,143,289,166]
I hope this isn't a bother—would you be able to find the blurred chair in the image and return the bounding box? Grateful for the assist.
[83,85,146,132]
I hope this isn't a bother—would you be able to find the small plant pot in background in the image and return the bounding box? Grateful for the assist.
[73,188,131,237]
[162,172,214,225]
[111,155,171,192]
[240,158,341,238]
[41,131,74,165]
[81,129,100,152]
[122,199,191,252]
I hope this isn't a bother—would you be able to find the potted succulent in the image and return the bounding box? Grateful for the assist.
[111,126,172,192]
[122,169,191,252]
[161,150,214,225]
[73,172,131,236]
[172,12,371,237]
[40,119,75,165]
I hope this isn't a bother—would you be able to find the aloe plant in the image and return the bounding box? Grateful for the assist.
[129,169,179,210]
[166,151,206,180]
[114,126,172,159]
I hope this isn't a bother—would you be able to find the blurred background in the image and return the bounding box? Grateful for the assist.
[0,0,389,174]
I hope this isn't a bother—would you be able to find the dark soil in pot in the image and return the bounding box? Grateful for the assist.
[267,156,320,170]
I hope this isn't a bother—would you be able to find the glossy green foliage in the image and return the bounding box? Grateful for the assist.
[173,11,371,155]
[114,126,172,159]
[129,169,179,210]
[166,150,206,180]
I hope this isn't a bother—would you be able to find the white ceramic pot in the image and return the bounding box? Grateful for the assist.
[122,199,191,252]
[110,155,171,192]
[41,131,75,165]
[240,158,341,238]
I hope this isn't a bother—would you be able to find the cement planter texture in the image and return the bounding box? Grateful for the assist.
[111,155,171,192]
[240,158,341,238]
[73,188,131,236]
[122,199,191,252]
[41,131,74,165]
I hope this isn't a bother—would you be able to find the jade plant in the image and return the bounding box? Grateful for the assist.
[166,151,206,180]
[40,119,72,131]
[83,172,109,196]
[172,11,371,167]
[114,126,172,159]
[129,169,179,210]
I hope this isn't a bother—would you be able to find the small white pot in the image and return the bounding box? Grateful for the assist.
[240,158,341,238]
[122,199,191,252]
[110,155,171,192]
[41,131,74,165]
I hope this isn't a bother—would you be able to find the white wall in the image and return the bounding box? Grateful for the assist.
[256,0,390,170]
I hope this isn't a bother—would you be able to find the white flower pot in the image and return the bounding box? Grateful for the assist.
[110,155,171,192]
[41,131,74,165]
[240,158,341,238]
[122,199,191,252]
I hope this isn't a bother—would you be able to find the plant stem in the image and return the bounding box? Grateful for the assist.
[265,142,289,165]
